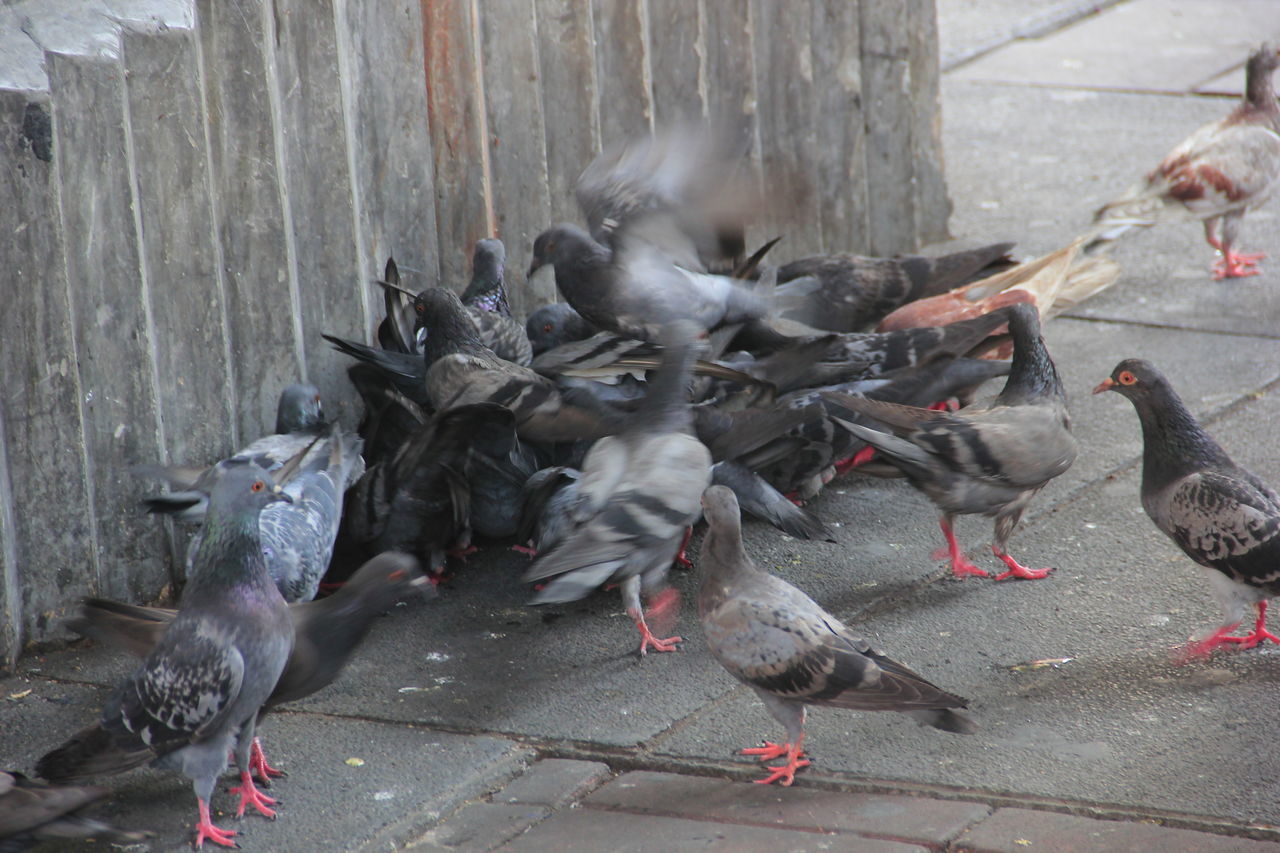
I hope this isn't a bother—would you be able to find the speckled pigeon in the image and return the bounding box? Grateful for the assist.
[1089,43,1280,278]
[697,485,975,786]
[460,238,533,366]
[524,321,713,655]
[823,303,1076,580]
[1095,359,1280,660]
[37,461,294,849]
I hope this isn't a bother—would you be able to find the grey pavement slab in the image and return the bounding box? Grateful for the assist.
[937,0,1122,70]
[1,677,532,852]
[950,0,1280,92]
[954,807,1280,852]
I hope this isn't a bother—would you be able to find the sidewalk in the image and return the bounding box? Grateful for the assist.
[7,1,1280,850]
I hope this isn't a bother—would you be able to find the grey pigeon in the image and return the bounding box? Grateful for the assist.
[69,551,429,783]
[774,242,1016,333]
[697,486,975,786]
[415,286,623,443]
[710,460,835,541]
[1089,44,1280,278]
[525,321,713,655]
[0,770,149,850]
[525,302,597,356]
[460,238,533,366]
[1095,359,1280,660]
[514,466,582,557]
[823,303,1076,580]
[37,461,294,849]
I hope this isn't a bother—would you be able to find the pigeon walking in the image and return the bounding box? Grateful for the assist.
[37,462,294,849]
[697,486,975,786]
[1089,43,1280,279]
[1095,359,1280,659]
[524,321,712,655]
[824,303,1076,580]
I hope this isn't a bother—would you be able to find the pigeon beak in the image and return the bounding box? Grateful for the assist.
[527,257,544,279]
[1092,377,1116,395]
[272,484,294,504]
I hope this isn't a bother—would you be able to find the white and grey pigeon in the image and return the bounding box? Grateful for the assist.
[524,320,713,655]
[1095,359,1280,661]
[697,485,976,786]
[823,303,1077,581]
[37,461,294,849]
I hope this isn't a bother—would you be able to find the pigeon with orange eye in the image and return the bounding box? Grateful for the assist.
[1095,358,1280,661]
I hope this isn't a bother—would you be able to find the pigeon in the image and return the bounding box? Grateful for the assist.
[773,242,1015,333]
[697,485,975,786]
[0,770,149,849]
[68,551,429,783]
[525,302,597,356]
[514,466,583,557]
[524,321,713,655]
[415,286,624,443]
[710,460,835,541]
[138,382,333,523]
[824,303,1077,581]
[1089,43,1280,279]
[37,461,294,849]
[460,238,533,366]
[1094,359,1280,659]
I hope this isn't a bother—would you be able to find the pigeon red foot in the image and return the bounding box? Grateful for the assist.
[741,735,810,786]
[630,587,682,655]
[1213,250,1265,280]
[510,543,538,558]
[671,526,694,570]
[249,737,285,784]
[1175,602,1280,663]
[194,798,238,849]
[991,545,1053,581]
[833,445,877,477]
[230,770,278,819]
[938,517,987,579]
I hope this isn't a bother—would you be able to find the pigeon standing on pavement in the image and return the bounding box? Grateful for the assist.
[68,552,430,784]
[0,770,149,849]
[1089,43,1280,279]
[697,486,975,786]
[524,321,713,655]
[37,462,294,849]
[1095,359,1280,660]
[824,303,1077,580]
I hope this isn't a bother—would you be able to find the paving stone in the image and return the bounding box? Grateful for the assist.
[585,771,989,846]
[496,759,613,808]
[409,802,549,852]
[955,808,1280,853]
[495,808,928,853]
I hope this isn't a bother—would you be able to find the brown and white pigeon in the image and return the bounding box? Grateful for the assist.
[1089,43,1280,279]
[0,770,149,849]
[697,485,975,786]
[524,321,713,656]
[1095,359,1280,660]
[824,303,1077,581]
[37,461,294,849]
[68,551,429,784]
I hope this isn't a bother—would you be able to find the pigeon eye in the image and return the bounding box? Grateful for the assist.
[542,323,553,333]
[1118,371,1137,386]
[415,303,424,314]
[251,480,265,493]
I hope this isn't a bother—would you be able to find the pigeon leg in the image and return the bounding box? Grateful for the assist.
[671,526,694,570]
[193,798,238,849]
[229,769,278,819]
[833,445,877,476]
[1203,218,1223,252]
[752,735,810,786]
[991,546,1053,581]
[1174,621,1245,663]
[510,543,538,558]
[741,741,790,761]
[1214,210,1265,279]
[249,737,286,784]
[1218,601,1280,650]
[624,578,681,655]
[750,695,810,785]
[938,516,987,578]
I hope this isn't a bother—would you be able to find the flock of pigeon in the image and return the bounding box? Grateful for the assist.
[4,41,1278,853]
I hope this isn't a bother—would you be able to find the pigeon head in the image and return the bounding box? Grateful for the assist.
[527,224,605,279]
[340,551,433,607]
[996,303,1065,405]
[1244,43,1280,108]
[1092,358,1168,400]
[700,485,741,530]
[525,303,595,355]
[207,459,293,512]
[461,238,510,315]
[413,286,486,362]
[276,383,325,433]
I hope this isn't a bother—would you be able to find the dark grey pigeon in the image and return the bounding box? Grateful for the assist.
[68,551,429,784]
[774,243,1016,333]
[460,238,533,366]
[697,485,975,787]
[823,303,1076,581]
[415,286,623,444]
[525,321,713,656]
[515,466,582,557]
[710,460,835,542]
[525,302,597,356]
[37,461,294,849]
[0,770,149,849]
[1095,359,1280,660]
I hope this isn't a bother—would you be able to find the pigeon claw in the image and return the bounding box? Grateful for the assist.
[742,740,809,786]
[991,547,1052,581]
[249,737,286,785]
[510,543,538,558]
[833,445,877,476]
[230,771,278,820]
[630,604,683,656]
[194,799,239,849]
[1213,250,1265,280]
[740,741,789,761]
[938,518,988,579]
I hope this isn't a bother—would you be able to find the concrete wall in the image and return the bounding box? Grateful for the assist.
[0,0,946,670]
